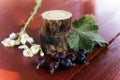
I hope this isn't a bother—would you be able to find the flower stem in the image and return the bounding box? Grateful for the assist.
[22,0,42,32]
[40,48,44,56]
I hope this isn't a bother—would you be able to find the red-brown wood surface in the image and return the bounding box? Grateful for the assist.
[73,34,120,80]
[0,0,120,80]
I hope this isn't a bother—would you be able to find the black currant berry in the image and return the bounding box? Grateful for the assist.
[35,56,46,69]
[67,54,76,62]
[50,61,59,74]
[55,52,66,60]
[60,58,72,69]
[78,49,87,57]
[76,54,86,64]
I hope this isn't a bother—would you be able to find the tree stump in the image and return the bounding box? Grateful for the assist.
[40,10,72,54]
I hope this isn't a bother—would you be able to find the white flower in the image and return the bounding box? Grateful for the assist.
[27,37,34,44]
[18,45,29,50]
[20,33,29,44]
[20,33,34,44]
[1,38,15,47]
[23,49,33,57]
[15,40,20,45]
[9,32,17,39]
[30,44,40,54]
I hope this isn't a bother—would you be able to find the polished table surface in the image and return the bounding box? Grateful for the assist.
[0,0,120,80]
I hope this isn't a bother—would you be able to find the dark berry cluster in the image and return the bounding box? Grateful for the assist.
[35,49,88,74]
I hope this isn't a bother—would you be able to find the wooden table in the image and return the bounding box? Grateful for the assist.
[0,0,120,80]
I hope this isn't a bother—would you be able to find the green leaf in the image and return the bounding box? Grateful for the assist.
[67,30,93,52]
[73,14,96,29]
[67,14,107,52]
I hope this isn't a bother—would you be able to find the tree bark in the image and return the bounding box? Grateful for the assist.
[40,10,72,54]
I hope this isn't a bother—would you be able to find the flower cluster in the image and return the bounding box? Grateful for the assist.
[1,0,43,57]
[1,33,19,47]
[1,32,44,57]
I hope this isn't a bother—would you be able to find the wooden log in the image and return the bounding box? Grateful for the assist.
[40,10,72,54]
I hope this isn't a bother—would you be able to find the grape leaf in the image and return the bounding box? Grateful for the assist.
[67,14,107,52]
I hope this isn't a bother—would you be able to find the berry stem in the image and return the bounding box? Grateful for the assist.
[84,61,89,65]
[36,63,41,69]
[50,68,54,74]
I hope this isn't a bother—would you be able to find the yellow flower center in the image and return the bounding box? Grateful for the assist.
[6,41,11,46]
[24,35,29,39]
[34,45,39,49]
[26,50,31,55]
